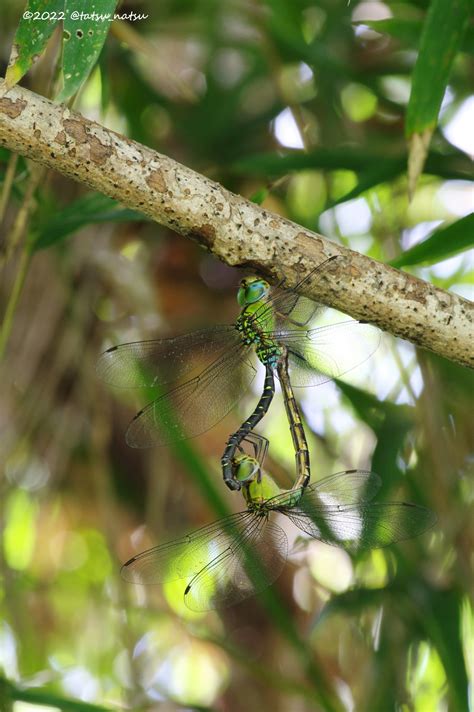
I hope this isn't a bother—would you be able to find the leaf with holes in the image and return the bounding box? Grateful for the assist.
[56,0,119,102]
[5,0,64,89]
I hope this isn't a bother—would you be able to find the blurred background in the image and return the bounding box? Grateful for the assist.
[0,1,473,711]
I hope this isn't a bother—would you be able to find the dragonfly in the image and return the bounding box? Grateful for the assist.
[121,433,436,612]
[97,256,380,489]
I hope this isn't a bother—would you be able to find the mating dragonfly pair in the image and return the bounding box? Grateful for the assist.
[98,256,435,611]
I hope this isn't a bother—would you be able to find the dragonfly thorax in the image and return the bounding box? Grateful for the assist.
[235,307,280,366]
[242,471,282,507]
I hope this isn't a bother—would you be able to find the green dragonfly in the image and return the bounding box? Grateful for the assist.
[121,433,436,612]
[97,256,380,488]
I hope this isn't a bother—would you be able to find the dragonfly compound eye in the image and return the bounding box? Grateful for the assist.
[237,279,269,306]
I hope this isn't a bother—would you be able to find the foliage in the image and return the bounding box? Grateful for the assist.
[0,1,473,711]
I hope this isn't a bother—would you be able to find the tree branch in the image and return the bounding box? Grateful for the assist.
[0,80,472,369]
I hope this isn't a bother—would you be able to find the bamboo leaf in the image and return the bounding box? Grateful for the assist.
[1,676,113,712]
[406,0,471,197]
[336,380,415,492]
[57,0,119,102]
[5,0,63,89]
[32,193,147,250]
[391,213,474,268]
[364,19,474,55]
[416,588,469,712]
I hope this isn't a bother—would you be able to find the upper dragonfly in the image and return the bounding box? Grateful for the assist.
[121,433,436,612]
[97,256,380,467]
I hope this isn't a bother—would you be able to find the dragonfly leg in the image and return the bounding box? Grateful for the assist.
[222,364,276,490]
[241,432,269,467]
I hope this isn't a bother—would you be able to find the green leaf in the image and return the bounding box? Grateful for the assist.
[325,161,404,209]
[233,148,471,184]
[315,586,387,626]
[416,588,469,712]
[336,380,415,491]
[32,192,148,251]
[0,674,113,712]
[364,18,474,55]
[249,186,269,205]
[391,213,474,268]
[406,0,471,137]
[5,0,64,88]
[57,0,119,102]
[406,0,471,196]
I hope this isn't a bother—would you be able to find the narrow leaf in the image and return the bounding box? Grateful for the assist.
[5,0,63,89]
[391,213,474,268]
[32,193,147,251]
[364,19,474,55]
[57,0,119,102]
[417,588,469,712]
[336,380,415,491]
[406,0,471,196]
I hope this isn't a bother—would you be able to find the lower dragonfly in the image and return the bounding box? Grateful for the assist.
[97,256,380,488]
[121,433,436,612]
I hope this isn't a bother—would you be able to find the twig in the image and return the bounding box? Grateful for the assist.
[0,80,472,368]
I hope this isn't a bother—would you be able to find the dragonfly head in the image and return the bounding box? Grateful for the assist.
[237,276,270,307]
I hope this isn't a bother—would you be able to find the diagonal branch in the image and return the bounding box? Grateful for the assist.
[0,80,472,369]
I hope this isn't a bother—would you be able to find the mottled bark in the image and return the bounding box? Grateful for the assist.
[0,80,472,368]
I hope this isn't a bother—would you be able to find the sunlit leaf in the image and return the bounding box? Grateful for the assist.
[3,490,37,571]
[4,0,63,89]
[406,0,471,196]
[391,213,474,268]
[56,0,119,102]
[363,18,474,55]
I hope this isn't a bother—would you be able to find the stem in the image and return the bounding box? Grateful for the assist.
[0,151,18,224]
[0,162,43,269]
[0,244,31,361]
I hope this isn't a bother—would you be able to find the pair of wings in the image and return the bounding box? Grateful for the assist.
[97,258,380,447]
[121,470,436,611]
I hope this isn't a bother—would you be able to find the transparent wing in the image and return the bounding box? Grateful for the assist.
[279,320,380,387]
[121,511,257,584]
[252,255,343,328]
[284,473,436,549]
[97,325,239,388]
[184,518,288,612]
[310,469,381,504]
[264,470,379,512]
[125,344,256,447]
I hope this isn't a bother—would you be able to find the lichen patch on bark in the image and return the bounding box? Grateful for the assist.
[0,96,26,118]
[146,168,167,192]
[62,118,112,165]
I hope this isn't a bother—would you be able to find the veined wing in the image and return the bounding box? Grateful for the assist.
[277,320,380,387]
[97,325,239,388]
[285,480,436,549]
[252,256,343,328]
[121,510,257,584]
[309,469,381,504]
[265,470,379,513]
[184,517,288,611]
[126,343,256,447]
